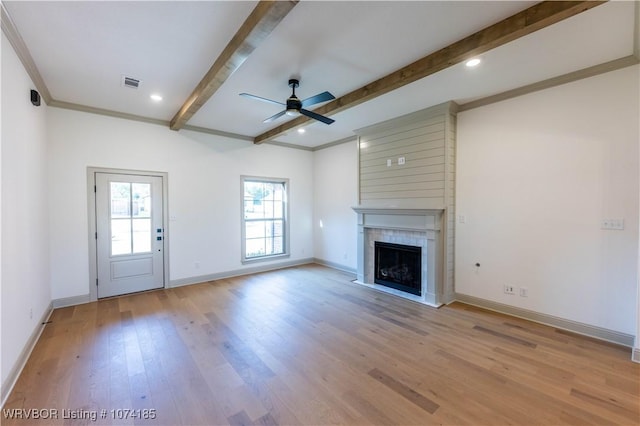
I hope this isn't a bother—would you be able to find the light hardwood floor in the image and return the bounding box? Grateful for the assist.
[3,264,639,425]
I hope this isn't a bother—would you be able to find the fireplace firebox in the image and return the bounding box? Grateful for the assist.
[374,242,422,296]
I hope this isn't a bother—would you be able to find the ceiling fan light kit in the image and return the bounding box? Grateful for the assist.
[240,78,336,125]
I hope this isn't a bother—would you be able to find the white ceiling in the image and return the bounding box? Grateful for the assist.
[3,1,637,148]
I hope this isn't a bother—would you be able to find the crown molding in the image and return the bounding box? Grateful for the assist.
[459,55,639,112]
[263,140,313,151]
[1,2,52,104]
[49,100,169,126]
[310,135,357,152]
[181,124,253,142]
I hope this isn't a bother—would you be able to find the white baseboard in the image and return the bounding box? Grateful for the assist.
[312,258,356,274]
[633,347,640,363]
[169,257,316,288]
[52,293,91,308]
[454,293,635,348]
[1,303,53,407]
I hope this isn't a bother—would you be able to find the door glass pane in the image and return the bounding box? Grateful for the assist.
[111,219,132,255]
[132,183,151,218]
[109,181,154,255]
[132,218,151,253]
[111,182,131,218]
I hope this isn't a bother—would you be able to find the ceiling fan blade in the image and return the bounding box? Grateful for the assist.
[263,110,287,123]
[300,108,335,125]
[240,93,285,106]
[301,91,335,108]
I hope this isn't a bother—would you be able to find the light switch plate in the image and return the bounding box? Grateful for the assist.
[601,218,624,230]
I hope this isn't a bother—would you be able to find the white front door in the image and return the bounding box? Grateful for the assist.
[95,172,165,298]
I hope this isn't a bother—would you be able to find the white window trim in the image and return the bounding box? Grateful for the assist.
[241,175,290,264]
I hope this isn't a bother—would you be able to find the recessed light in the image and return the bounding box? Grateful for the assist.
[297,128,306,134]
[465,58,481,67]
[150,94,163,102]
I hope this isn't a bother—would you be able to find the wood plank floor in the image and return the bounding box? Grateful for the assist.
[3,264,639,425]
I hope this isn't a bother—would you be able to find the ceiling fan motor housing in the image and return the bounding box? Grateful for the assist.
[286,96,302,112]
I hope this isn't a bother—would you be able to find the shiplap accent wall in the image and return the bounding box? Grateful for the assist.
[358,104,447,208]
[355,101,458,302]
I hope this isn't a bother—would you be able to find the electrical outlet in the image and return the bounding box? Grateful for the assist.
[398,157,406,165]
[504,285,515,295]
[520,287,528,297]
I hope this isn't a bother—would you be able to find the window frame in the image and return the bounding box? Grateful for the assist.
[240,175,290,264]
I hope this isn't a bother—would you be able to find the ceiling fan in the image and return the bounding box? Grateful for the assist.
[240,79,335,125]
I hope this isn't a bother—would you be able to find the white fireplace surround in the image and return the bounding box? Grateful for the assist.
[352,207,444,307]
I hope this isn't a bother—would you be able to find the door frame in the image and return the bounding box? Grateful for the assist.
[87,167,170,301]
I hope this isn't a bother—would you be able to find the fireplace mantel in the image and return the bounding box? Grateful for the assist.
[352,207,443,215]
[352,206,443,232]
[352,206,444,307]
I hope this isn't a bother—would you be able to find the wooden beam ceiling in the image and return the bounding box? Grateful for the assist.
[254,0,605,144]
[170,0,298,131]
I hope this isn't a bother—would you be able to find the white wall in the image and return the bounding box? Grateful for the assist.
[313,140,358,271]
[1,33,51,389]
[47,108,314,300]
[456,65,639,335]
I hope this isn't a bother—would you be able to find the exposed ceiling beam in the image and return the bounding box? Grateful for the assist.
[254,0,605,144]
[170,0,298,131]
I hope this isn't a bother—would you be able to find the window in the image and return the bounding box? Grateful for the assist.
[241,176,289,263]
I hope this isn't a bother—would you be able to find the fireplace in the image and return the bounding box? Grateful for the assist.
[375,242,421,295]
[352,207,445,307]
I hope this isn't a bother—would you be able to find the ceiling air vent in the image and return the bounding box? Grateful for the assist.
[121,75,141,89]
